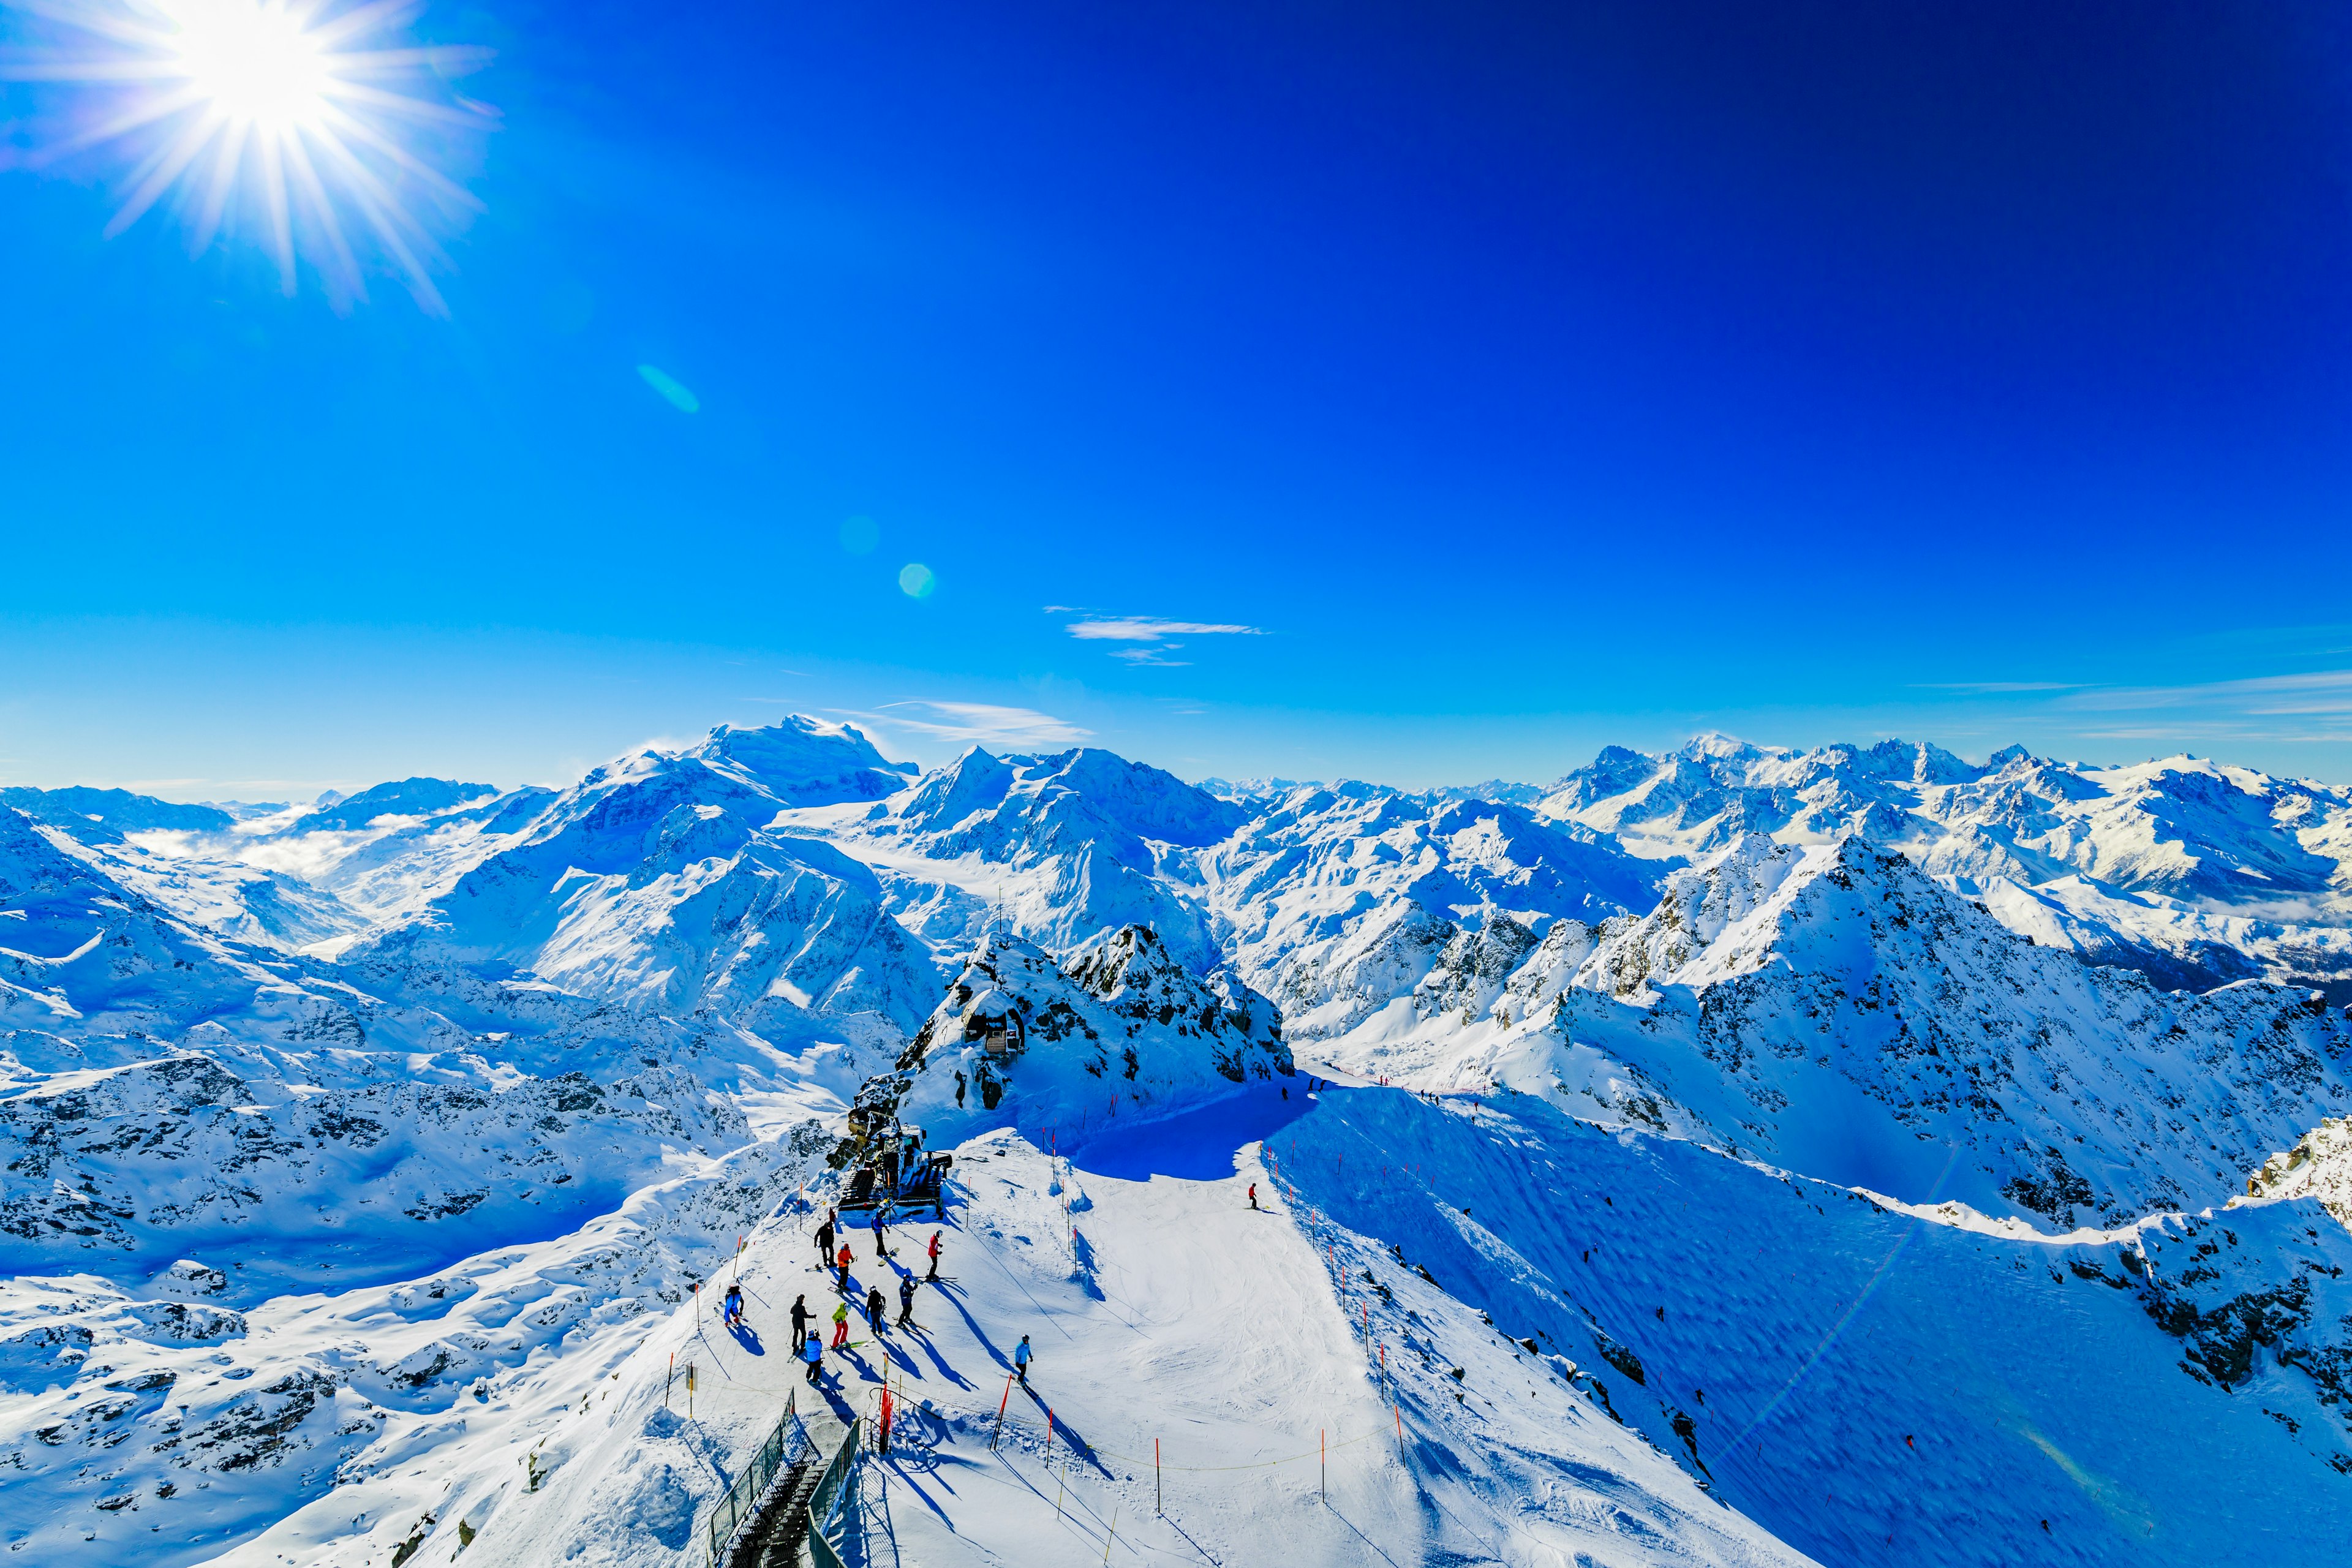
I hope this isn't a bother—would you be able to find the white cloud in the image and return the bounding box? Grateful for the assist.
[839,701,1093,746]
[1111,647,1191,667]
[1064,616,1263,643]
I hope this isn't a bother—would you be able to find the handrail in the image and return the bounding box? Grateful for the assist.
[805,1415,862,1568]
[703,1390,808,1568]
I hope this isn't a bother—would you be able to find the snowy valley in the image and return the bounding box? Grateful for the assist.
[7,720,2352,1566]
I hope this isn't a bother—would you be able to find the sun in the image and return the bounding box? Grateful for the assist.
[0,0,498,313]
[173,2,334,128]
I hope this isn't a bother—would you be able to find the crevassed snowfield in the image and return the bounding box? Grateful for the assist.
[7,717,2352,1565]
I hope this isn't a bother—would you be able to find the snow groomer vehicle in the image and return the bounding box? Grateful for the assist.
[835,1109,954,1221]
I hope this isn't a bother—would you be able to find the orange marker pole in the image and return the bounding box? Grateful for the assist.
[1155,1438,1162,1515]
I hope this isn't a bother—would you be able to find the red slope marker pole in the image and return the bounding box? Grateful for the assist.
[1155,1438,1162,1515]
[992,1374,1013,1450]
[1321,1429,1326,1501]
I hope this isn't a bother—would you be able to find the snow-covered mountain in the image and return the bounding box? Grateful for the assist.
[12,717,2352,1566]
[1540,734,2352,996]
[1199,783,1667,1042]
[794,744,1245,974]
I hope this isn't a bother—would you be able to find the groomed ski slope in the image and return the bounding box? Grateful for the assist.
[473,1081,1811,1568]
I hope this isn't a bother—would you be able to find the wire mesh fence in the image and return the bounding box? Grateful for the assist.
[807,1416,863,1568]
[703,1391,809,1568]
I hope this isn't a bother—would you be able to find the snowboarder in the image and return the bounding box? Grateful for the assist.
[834,1243,852,1293]
[954,1069,967,1107]
[865,1283,886,1334]
[1248,1183,1257,1211]
[870,1205,890,1259]
[815,1213,834,1268]
[1014,1334,1033,1385]
[831,1300,851,1349]
[722,1281,744,1326]
[790,1294,810,1347]
[897,1274,918,1329]
[802,1330,824,1385]
[926,1230,943,1282]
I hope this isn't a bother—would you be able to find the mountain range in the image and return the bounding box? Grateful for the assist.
[6,717,2352,1566]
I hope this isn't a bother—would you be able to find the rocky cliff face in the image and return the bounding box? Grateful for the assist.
[845,926,1291,1148]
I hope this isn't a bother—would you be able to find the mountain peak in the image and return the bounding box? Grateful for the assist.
[690,715,912,804]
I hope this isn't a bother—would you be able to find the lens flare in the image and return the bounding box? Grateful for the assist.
[899,563,937,600]
[636,364,700,413]
[0,0,498,313]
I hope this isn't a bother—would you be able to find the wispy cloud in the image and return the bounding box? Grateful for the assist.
[1065,616,1264,643]
[1111,647,1191,667]
[837,701,1092,746]
[2059,669,2352,717]
[1910,682,2085,694]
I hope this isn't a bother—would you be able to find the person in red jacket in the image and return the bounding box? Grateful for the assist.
[1248,1183,1258,1210]
[926,1230,944,1283]
[834,1243,852,1292]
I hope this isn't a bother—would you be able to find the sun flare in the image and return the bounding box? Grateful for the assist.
[0,0,497,312]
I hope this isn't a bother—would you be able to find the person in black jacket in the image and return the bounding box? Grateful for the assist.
[790,1294,811,1349]
[865,1283,887,1334]
[896,1275,918,1330]
[815,1213,834,1269]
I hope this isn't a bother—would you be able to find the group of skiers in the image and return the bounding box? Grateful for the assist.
[726,1205,948,1387]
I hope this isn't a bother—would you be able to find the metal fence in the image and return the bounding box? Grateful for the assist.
[703,1391,808,1568]
[806,1416,862,1568]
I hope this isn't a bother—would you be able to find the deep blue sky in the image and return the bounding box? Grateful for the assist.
[4,0,2352,796]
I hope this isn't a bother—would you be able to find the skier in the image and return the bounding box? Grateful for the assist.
[865,1283,887,1335]
[954,1069,967,1108]
[815,1212,834,1269]
[897,1274,918,1330]
[830,1300,851,1349]
[926,1229,944,1283]
[1014,1334,1034,1385]
[802,1330,824,1386]
[834,1243,852,1293]
[722,1281,744,1326]
[1248,1182,1258,1211]
[790,1293,810,1348]
[870,1205,890,1259]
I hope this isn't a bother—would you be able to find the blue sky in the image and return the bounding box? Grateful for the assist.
[4,0,2352,797]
